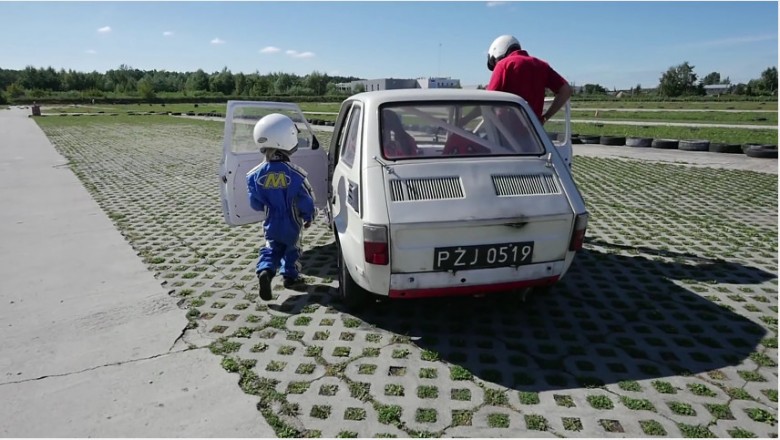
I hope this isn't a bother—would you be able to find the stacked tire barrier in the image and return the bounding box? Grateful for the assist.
[567,132,778,159]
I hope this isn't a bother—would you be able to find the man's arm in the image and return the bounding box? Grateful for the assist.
[541,67,572,124]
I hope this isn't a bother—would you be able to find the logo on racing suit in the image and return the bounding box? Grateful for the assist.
[261,172,291,189]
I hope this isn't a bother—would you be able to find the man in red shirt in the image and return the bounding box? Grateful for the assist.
[486,35,572,124]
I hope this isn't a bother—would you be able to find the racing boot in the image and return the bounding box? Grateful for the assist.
[257,270,273,301]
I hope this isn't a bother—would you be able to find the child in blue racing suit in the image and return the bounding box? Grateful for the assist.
[247,113,315,301]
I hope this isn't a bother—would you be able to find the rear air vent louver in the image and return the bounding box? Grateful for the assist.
[492,174,561,196]
[390,177,464,202]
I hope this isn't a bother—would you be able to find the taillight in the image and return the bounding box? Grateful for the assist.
[363,224,389,265]
[569,213,589,251]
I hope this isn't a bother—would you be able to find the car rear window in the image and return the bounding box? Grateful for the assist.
[379,102,545,160]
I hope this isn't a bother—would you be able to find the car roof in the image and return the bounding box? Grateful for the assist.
[348,89,528,107]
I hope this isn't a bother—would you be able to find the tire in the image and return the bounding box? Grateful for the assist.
[744,144,779,159]
[579,135,600,144]
[626,137,653,148]
[678,139,710,152]
[571,136,583,145]
[709,143,742,154]
[652,139,679,149]
[600,135,626,146]
[337,247,368,308]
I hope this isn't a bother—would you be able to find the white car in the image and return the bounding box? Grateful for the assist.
[219,90,588,307]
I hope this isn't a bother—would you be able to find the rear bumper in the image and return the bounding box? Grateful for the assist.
[387,260,565,299]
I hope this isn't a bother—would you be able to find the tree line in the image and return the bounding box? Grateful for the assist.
[0,65,360,102]
[573,64,777,98]
[1,63,777,104]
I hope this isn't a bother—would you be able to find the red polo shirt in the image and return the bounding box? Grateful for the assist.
[487,50,567,120]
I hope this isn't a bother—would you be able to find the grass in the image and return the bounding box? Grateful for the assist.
[570,100,776,111]
[570,109,777,126]
[571,122,777,145]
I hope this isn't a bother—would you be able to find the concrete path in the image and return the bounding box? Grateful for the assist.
[0,108,273,437]
[574,143,778,174]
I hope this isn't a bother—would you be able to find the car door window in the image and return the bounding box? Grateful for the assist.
[340,106,361,168]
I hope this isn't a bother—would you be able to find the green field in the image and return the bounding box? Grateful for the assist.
[571,100,777,111]
[570,110,777,126]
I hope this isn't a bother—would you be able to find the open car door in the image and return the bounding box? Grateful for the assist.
[543,97,572,168]
[219,101,328,226]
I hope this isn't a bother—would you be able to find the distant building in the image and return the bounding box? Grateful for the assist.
[336,76,461,93]
[704,84,730,96]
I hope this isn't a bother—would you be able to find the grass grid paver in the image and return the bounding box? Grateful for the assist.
[35,114,778,438]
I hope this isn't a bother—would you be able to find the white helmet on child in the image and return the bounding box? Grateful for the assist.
[487,35,521,71]
[253,113,299,155]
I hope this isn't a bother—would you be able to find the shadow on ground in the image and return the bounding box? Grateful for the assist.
[279,239,773,393]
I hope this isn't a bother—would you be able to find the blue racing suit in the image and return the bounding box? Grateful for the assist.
[247,158,315,279]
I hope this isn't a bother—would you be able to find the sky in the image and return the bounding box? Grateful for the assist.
[0,1,777,90]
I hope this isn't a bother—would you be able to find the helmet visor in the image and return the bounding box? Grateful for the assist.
[487,54,496,72]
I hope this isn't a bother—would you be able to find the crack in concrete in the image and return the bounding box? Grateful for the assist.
[0,347,201,387]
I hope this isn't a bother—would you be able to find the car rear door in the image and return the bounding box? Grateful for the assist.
[219,101,328,227]
[543,98,572,167]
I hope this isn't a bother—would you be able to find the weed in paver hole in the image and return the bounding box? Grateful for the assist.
[451,388,471,401]
[336,430,357,438]
[600,419,624,433]
[727,428,757,438]
[738,371,766,382]
[287,330,303,341]
[687,383,717,397]
[638,419,667,436]
[417,385,438,399]
[319,384,338,396]
[419,368,437,379]
[344,407,366,421]
[725,387,755,400]
[339,332,355,341]
[420,349,438,361]
[761,337,778,348]
[677,423,714,438]
[305,346,322,357]
[415,408,437,424]
[553,394,575,407]
[384,384,404,396]
[451,410,472,426]
[392,348,411,359]
[518,391,540,405]
[310,405,331,419]
[349,382,371,401]
[562,417,583,431]
[295,363,316,374]
[333,346,351,357]
[486,413,509,428]
[525,414,548,430]
[484,388,508,406]
[358,364,377,375]
[450,365,472,381]
[363,347,380,357]
[761,389,778,402]
[376,404,402,425]
[652,380,677,394]
[209,338,241,355]
[749,352,777,366]
[618,380,642,392]
[587,395,614,410]
[293,316,311,326]
[366,333,382,343]
[668,401,696,416]
[621,396,656,411]
[313,330,330,340]
[265,361,286,372]
[745,408,777,425]
[287,381,309,394]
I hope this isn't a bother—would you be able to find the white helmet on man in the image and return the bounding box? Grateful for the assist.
[253,113,299,155]
[487,35,521,71]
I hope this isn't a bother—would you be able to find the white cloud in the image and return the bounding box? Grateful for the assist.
[163,31,174,37]
[211,37,226,45]
[286,50,315,58]
[97,26,111,33]
[260,46,281,54]
[85,49,97,55]
[486,1,507,7]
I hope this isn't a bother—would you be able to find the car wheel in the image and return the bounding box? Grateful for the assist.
[338,247,368,308]
[678,139,710,151]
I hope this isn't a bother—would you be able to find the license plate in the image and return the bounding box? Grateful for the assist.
[434,241,534,271]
